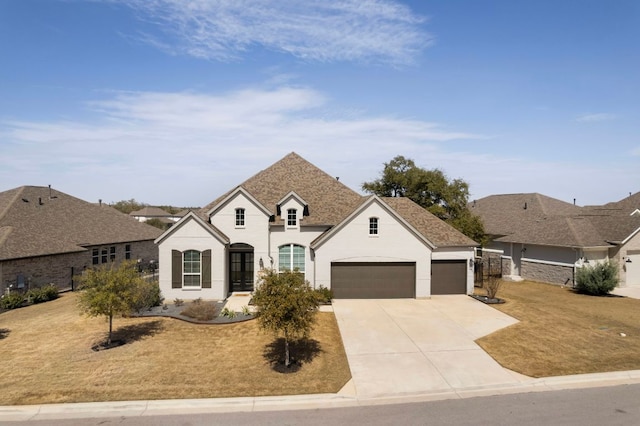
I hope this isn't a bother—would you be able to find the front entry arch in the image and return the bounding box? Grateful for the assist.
[229,243,254,292]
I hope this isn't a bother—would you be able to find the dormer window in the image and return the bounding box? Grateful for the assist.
[287,209,297,227]
[235,208,245,227]
[369,217,379,236]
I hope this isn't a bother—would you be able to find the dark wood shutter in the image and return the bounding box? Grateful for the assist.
[172,250,182,288]
[202,250,212,289]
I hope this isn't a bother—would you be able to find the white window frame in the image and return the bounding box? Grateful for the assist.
[235,208,245,228]
[278,244,305,275]
[183,250,202,288]
[369,217,379,236]
[287,209,297,227]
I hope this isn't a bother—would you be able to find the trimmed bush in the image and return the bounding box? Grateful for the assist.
[314,285,333,304]
[40,284,59,302]
[1,292,25,310]
[25,285,59,305]
[575,260,619,296]
[181,300,217,321]
[130,280,164,313]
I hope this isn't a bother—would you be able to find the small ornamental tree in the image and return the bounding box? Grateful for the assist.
[252,269,320,368]
[77,260,161,346]
[575,260,619,296]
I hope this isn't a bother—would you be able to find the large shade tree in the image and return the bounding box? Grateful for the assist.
[363,155,486,244]
[252,269,320,368]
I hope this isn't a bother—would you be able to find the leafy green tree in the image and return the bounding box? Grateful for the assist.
[363,155,486,244]
[576,261,619,296]
[145,218,169,230]
[77,260,161,346]
[111,199,148,214]
[251,269,320,368]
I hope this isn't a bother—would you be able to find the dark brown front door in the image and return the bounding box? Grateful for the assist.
[229,244,254,292]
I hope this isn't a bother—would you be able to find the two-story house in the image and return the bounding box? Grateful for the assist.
[155,153,478,300]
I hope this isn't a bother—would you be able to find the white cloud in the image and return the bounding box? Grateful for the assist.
[0,86,478,205]
[2,86,637,207]
[115,0,431,65]
[575,112,616,122]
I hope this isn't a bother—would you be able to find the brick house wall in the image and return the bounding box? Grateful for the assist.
[0,240,157,295]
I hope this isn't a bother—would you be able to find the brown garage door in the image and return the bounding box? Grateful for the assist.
[331,262,415,299]
[431,260,467,294]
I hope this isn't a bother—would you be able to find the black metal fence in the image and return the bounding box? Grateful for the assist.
[474,256,503,287]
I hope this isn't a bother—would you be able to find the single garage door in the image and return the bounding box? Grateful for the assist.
[331,262,415,299]
[431,260,467,294]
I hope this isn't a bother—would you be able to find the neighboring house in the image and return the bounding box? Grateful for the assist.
[471,192,640,287]
[0,186,162,294]
[130,206,186,225]
[156,153,478,300]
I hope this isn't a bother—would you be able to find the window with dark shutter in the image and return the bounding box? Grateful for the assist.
[202,250,212,288]
[172,250,182,288]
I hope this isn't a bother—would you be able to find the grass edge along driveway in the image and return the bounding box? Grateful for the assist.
[0,292,351,405]
[476,280,640,378]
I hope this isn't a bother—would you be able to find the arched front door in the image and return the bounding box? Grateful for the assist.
[229,243,254,292]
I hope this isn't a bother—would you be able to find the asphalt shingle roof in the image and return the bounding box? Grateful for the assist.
[200,153,475,247]
[0,186,162,260]
[472,192,640,248]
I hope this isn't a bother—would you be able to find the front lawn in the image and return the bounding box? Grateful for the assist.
[0,292,351,405]
[476,280,640,377]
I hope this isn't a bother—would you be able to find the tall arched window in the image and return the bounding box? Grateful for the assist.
[279,244,305,274]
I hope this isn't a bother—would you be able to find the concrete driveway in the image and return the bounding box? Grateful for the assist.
[332,296,526,398]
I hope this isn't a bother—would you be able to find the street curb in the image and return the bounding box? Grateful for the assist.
[2,370,640,421]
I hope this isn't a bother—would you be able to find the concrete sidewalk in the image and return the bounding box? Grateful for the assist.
[3,370,640,421]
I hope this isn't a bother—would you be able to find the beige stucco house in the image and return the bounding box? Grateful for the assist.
[472,192,640,287]
[155,153,478,300]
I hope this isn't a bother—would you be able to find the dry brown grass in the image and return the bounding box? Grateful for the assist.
[476,280,640,378]
[0,293,351,405]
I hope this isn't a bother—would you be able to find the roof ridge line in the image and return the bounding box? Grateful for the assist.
[0,186,25,222]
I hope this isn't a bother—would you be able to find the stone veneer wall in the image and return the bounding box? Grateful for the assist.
[1,240,157,295]
[521,260,574,286]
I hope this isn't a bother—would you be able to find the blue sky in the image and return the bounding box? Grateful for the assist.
[1,0,638,207]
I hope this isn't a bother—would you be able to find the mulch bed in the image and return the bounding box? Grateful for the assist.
[132,301,255,324]
[469,294,505,304]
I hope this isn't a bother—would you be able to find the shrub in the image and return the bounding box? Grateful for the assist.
[1,292,25,310]
[130,280,164,313]
[40,284,59,302]
[174,298,184,307]
[25,285,59,305]
[181,300,217,321]
[314,285,333,304]
[576,260,619,296]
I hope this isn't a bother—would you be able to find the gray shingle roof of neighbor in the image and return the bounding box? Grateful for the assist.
[199,152,476,247]
[130,206,176,218]
[471,192,640,248]
[0,186,163,261]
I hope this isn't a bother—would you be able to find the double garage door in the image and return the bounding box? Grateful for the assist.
[331,260,467,299]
